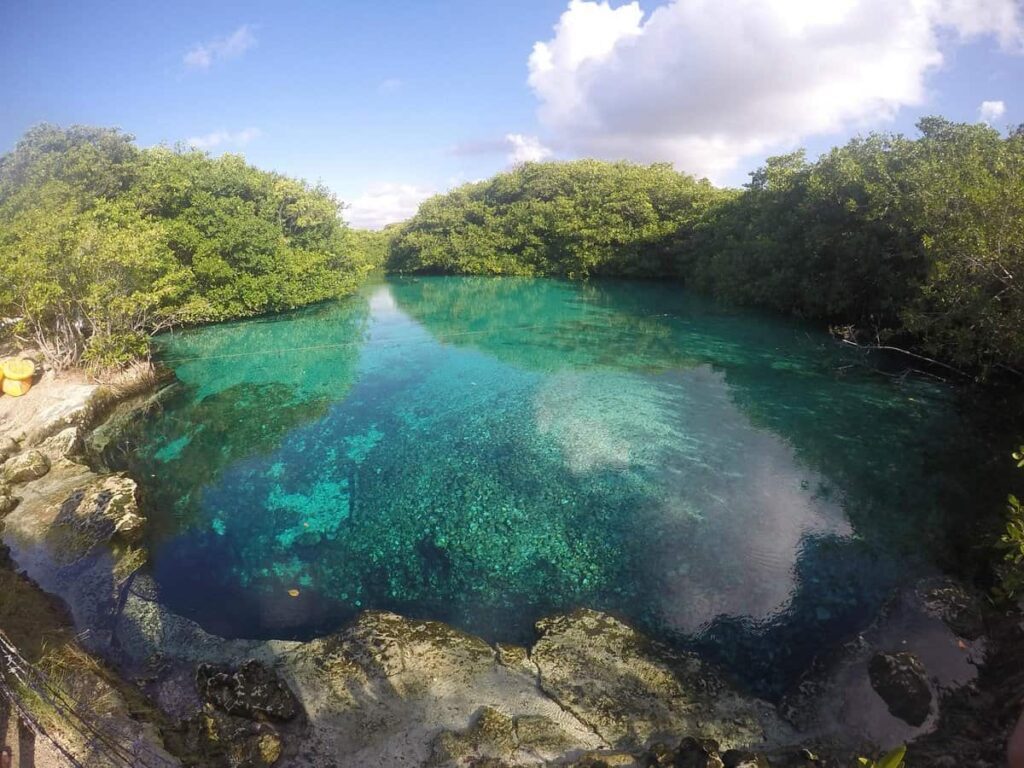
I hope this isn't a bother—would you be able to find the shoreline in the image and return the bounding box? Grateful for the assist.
[0,364,1019,767]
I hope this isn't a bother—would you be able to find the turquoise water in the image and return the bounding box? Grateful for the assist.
[114,277,1005,695]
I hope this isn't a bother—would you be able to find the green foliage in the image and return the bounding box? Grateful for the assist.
[686,137,926,326]
[388,160,729,278]
[390,118,1024,375]
[858,745,907,768]
[997,446,1024,599]
[0,124,368,369]
[341,226,389,273]
[899,119,1024,372]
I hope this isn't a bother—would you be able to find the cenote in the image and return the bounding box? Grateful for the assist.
[110,276,1007,697]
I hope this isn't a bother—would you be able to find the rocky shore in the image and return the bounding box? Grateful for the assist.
[0,365,1020,767]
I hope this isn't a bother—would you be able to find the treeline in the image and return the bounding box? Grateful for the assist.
[388,160,728,277]
[388,118,1024,376]
[0,125,383,369]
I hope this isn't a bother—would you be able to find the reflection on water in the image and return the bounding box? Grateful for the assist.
[113,276,1009,697]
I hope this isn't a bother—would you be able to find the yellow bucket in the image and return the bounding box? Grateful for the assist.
[1,358,35,397]
[2,378,31,397]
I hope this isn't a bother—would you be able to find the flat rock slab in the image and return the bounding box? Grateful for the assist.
[274,611,605,767]
[0,370,97,446]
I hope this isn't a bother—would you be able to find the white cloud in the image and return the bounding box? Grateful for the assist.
[378,78,403,93]
[186,127,261,150]
[529,0,1024,180]
[505,133,553,164]
[184,24,257,70]
[979,99,1007,124]
[452,134,554,165]
[345,183,435,230]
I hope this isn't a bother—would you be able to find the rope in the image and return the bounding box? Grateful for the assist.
[0,632,177,768]
[0,639,85,768]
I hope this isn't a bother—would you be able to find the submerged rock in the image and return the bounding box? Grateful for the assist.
[3,449,50,484]
[196,659,301,723]
[868,652,932,727]
[54,472,144,542]
[780,581,979,748]
[920,580,986,641]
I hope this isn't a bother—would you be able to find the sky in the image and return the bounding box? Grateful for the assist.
[1,0,1022,229]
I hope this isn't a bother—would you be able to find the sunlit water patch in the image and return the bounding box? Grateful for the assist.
[111,277,1003,696]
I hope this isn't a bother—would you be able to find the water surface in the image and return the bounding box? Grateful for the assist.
[115,277,1001,695]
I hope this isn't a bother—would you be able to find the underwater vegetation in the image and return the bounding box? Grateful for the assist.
[116,277,1014,697]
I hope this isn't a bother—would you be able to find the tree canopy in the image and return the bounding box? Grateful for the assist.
[0,125,381,369]
[388,160,730,278]
[5,119,1022,376]
[388,119,1024,375]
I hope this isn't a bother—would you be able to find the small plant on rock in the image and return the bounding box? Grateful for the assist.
[858,745,906,768]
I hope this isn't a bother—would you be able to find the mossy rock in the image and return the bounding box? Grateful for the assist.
[196,659,301,723]
[3,450,50,484]
[55,473,144,543]
[430,706,515,765]
[167,706,284,768]
[0,491,19,516]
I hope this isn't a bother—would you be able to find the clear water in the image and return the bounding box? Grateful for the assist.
[114,277,1004,696]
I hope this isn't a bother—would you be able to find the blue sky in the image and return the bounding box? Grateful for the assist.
[1,0,1021,228]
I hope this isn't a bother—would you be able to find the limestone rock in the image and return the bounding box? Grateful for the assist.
[430,706,516,765]
[429,706,578,766]
[0,436,18,462]
[513,714,576,752]
[3,450,50,484]
[197,659,301,722]
[757,747,826,767]
[343,610,497,677]
[39,427,83,461]
[564,749,641,767]
[55,473,144,542]
[646,741,678,766]
[495,643,530,669]
[868,652,932,727]
[170,706,283,768]
[530,609,786,750]
[1,377,98,446]
[0,491,19,516]
[275,610,605,766]
[722,748,769,767]
[676,737,725,768]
